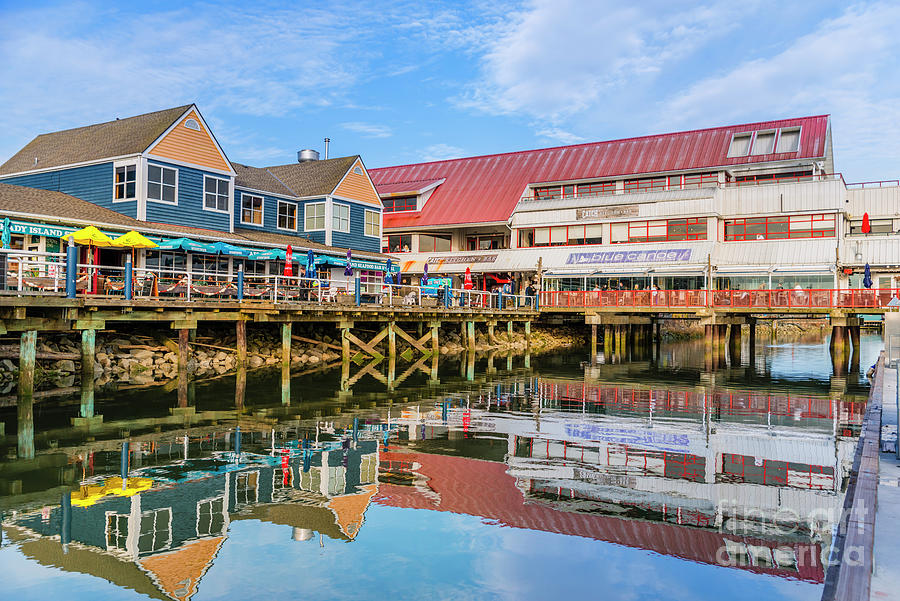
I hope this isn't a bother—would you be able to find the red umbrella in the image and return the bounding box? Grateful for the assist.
[862,212,871,234]
[463,267,474,290]
[284,245,293,277]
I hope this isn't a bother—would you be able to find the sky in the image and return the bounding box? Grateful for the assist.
[1,0,899,181]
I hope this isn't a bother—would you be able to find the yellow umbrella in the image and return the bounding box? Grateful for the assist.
[112,230,158,249]
[60,225,115,247]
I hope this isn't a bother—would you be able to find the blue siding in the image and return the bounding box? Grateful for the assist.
[332,200,380,253]
[235,187,297,234]
[0,162,137,218]
[145,160,230,232]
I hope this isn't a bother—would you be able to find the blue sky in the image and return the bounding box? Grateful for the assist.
[1,0,898,181]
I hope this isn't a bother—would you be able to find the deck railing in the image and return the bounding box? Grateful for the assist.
[540,288,900,310]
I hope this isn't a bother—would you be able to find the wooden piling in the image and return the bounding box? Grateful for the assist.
[590,324,598,364]
[81,328,95,384]
[236,321,247,367]
[431,322,440,356]
[18,330,36,459]
[388,321,397,359]
[728,324,742,365]
[467,321,476,352]
[281,324,291,405]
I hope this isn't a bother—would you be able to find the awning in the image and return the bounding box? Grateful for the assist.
[157,237,217,253]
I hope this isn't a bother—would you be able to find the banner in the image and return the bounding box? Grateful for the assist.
[566,248,692,264]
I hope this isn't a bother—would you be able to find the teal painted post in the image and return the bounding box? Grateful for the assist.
[124,255,132,300]
[237,263,244,302]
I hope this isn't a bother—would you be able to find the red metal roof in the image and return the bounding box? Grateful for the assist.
[375,450,824,583]
[370,116,829,229]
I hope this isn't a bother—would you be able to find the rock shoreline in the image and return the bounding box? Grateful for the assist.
[0,324,584,391]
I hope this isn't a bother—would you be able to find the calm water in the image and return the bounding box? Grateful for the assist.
[0,333,882,601]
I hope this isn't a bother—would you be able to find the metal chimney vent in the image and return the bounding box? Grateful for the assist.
[297,149,320,163]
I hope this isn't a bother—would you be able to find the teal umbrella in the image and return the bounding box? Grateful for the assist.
[211,241,252,257]
[1,218,10,249]
[157,237,215,253]
[248,248,286,261]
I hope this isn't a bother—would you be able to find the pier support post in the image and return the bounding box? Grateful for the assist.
[604,325,614,357]
[466,350,475,381]
[748,319,756,365]
[467,321,476,353]
[704,325,714,369]
[281,322,291,405]
[430,322,440,356]
[236,321,247,368]
[81,328,95,384]
[460,322,467,347]
[525,321,532,347]
[388,321,397,359]
[177,328,190,408]
[18,330,36,459]
[728,324,742,365]
[341,325,351,362]
[507,321,513,337]
[235,365,246,408]
[590,324,597,364]
[487,321,496,344]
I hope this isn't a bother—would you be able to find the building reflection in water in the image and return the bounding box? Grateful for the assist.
[0,372,864,598]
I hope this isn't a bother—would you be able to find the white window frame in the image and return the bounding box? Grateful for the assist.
[364,209,380,238]
[147,164,178,204]
[240,193,264,226]
[113,161,137,202]
[332,202,350,233]
[775,126,802,153]
[726,132,753,158]
[203,175,230,213]
[305,202,326,231]
[105,511,129,552]
[277,200,298,231]
[196,496,227,537]
[137,507,172,554]
[750,129,776,156]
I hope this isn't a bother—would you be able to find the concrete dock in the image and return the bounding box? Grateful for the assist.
[871,364,900,599]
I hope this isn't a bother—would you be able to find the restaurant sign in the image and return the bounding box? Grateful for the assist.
[427,254,498,264]
[0,220,75,238]
[566,248,692,264]
[576,205,640,220]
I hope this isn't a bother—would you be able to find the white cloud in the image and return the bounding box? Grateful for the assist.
[535,127,585,145]
[658,2,900,181]
[420,143,467,162]
[341,122,393,138]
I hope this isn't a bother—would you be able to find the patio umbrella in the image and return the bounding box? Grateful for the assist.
[463,266,474,290]
[421,262,429,286]
[111,230,158,248]
[863,263,873,289]
[284,245,293,277]
[248,248,286,261]
[344,249,353,277]
[862,212,871,234]
[211,241,252,257]
[157,237,216,253]
[1,217,10,249]
[60,225,115,247]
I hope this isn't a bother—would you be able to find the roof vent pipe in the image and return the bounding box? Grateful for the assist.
[297,149,319,163]
[324,137,330,160]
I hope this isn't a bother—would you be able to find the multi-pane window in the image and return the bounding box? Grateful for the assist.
[197,497,226,537]
[383,234,412,252]
[365,210,380,237]
[145,250,186,276]
[114,165,136,200]
[517,224,603,247]
[723,214,836,241]
[420,233,452,252]
[681,173,719,189]
[534,182,615,200]
[332,203,350,232]
[148,165,176,203]
[192,254,229,277]
[278,201,297,230]
[204,176,229,211]
[304,202,325,230]
[241,194,263,225]
[138,508,172,554]
[383,196,417,212]
[720,454,833,490]
[624,177,668,193]
[733,171,812,185]
[106,513,129,550]
[610,218,707,244]
[466,234,506,250]
[849,218,893,235]
[235,472,259,506]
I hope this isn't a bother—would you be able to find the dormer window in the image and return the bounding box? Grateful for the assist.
[751,130,776,155]
[383,196,417,212]
[776,128,800,153]
[727,133,752,157]
[184,118,201,131]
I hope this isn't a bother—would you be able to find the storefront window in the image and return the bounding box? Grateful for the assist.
[609,218,707,243]
[420,234,452,252]
[517,225,602,248]
[383,234,412,253]
[145,251,186,276]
